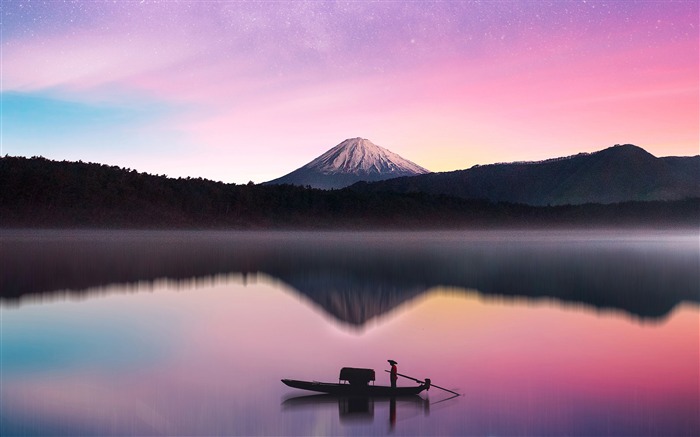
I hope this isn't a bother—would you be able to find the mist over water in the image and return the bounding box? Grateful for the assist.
[2,229,697,322]
[1,230,698,436]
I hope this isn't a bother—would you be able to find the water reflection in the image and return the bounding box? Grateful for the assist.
[282,394,433,428]
[2,277,697,436]
[1,230,698,327]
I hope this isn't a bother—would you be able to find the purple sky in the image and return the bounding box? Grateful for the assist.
[2,1,698,183]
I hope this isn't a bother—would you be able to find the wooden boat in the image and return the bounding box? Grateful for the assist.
[281,379,428,396]
[281,392,428,408]
[282,367,430,396]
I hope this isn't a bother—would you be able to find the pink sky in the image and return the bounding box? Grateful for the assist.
[2,1,698,183]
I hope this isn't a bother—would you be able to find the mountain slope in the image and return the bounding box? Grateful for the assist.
[352,144,700,206]
[265,137,429,189]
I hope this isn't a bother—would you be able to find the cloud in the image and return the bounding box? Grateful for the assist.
[3,30,200,97]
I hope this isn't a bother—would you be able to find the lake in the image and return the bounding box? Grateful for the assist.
[1,230,698,436]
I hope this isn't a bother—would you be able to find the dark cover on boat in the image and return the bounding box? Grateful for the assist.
[339,367,375,385]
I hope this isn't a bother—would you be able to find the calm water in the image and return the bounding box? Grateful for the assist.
[1,230,698,436]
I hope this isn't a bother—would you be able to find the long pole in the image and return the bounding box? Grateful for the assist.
[385,370,461,396]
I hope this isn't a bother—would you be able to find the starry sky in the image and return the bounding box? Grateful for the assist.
[2,1,698,183]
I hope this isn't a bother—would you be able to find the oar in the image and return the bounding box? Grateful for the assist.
[385,370,461,396]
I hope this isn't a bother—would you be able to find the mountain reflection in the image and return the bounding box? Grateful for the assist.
[1,230,698,325]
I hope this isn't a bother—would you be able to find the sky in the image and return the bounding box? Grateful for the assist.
[1,1,698,184]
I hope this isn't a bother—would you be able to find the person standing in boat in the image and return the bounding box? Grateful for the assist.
[388,360,398,388]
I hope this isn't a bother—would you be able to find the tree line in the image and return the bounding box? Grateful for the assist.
[1,156,697,229]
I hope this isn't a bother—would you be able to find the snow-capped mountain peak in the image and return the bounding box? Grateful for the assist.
[306,137,429,176]
[264,137,430,189]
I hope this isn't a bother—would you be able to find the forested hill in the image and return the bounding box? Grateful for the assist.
[1,156,697,229]
[352,144,700,206]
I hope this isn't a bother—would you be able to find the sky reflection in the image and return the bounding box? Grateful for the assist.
[2,275,697,436]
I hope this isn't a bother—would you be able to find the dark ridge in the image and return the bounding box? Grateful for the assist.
[1,155,698,229]
[351,144,700,206]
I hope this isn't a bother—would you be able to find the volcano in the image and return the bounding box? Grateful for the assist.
[264,137,430,189]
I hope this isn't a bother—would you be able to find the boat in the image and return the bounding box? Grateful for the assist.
[281,367,430,396]
[281,379,428,396]
[281,392,428,408]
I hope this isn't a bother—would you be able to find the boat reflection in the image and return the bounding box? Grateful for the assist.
[282,393,431,428]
